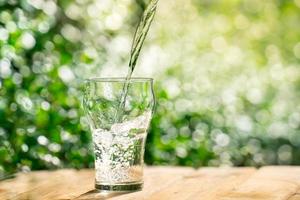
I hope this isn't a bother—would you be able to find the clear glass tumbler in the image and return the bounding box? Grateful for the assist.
[83,78,155,192]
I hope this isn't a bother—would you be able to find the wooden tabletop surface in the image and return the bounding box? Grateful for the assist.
[1,166,300,200]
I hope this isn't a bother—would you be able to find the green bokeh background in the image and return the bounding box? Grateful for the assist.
[1,0,300,176]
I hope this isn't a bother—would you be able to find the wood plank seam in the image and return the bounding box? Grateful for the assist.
[287,189,300,200]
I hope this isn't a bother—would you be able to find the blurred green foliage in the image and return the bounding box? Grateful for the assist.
[1,0,300,176]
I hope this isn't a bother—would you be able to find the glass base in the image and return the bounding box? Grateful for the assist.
[95,182,143,192]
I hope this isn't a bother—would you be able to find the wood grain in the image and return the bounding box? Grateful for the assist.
[0,169,94,200]
[221,166,300,200]
[145,167,255,200]
[1,166,300,200]
[110,166,194,200]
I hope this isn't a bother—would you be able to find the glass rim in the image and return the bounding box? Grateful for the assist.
[86,77,153,83]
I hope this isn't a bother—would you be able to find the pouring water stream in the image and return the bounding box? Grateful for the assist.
[115,0,159,122]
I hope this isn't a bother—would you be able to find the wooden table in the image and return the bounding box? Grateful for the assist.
[1,166,300,200]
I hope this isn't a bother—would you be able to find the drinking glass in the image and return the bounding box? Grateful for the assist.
[83,77,155,192]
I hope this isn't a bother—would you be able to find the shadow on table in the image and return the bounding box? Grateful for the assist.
[74,189,132,200]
